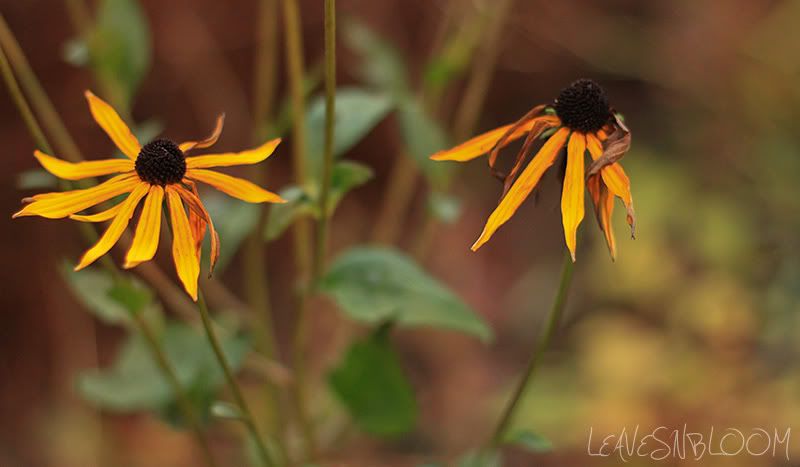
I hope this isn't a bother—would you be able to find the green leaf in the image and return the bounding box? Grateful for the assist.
[305,88,393,190]
[89,0,152,105]
[341,18,410,97]
[502,430,553,453]
[264,186,315,241]
[62,264,159,326]
[17,169,57,190]
[396,98,450,188]
[329,160,374,212]
[203,193,260,271]
[428,192,462,224]
[78,322,250,416]
[62,37,90,67]
[328,330,417,436]
[321,247,492,341]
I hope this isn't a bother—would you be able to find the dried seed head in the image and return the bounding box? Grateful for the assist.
[135,139,186,185]
[554,79,611,133]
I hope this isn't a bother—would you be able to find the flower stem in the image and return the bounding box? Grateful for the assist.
[196,291,276,467]
[282,0,318,458]
[132,311,219,467]
[486,252,575,448]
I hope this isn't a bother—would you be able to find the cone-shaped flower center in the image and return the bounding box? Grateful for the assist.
[135,139,186,185]
[554,79,611,133]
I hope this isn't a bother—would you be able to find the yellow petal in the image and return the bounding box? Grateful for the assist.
[34,150,134,180]
[85,90,141,159]
[186,169,286,203]
[124,185,164,269]
[74,182,149,271]
[166,188,200,301]
[13,173,140,219]
[179,114,226,153]
[69,202,125,222]
[587,133,635,237]
[561,132,586,262]
[471,127,570,251]
[186,138,281,169]
[431,115,560,162]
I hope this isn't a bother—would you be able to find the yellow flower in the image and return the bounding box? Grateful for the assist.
[431,79,636,261]
[14,91,285,300]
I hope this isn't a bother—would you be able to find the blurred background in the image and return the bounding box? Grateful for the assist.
[2,0,800,466]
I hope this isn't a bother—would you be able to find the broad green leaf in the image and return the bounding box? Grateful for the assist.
[305,88,393,190]
[264,186,315,241]
[502,430,553,453]
[89,0,152,105]
[78,322,250,415]
[203,193,260,271]
[17,169,57,190]
[321,247,492,341]
[397,98,450,188]
[428,192,462,224]
[329,160,373,212]
[328,330,417,436]
[62,264,159,326]
[342,18,410,97]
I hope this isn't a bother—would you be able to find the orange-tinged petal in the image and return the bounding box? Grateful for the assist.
[124,185,164,269]
[185,138,281,169]
[85,90,141,159]
[561,132,586,262]
[34,150,134,180]
[587,133,635,237]
[69,202,125,222]
[13,173,140,219]
[174,183,220,274]
[74,182,149,271]
[179,114,226,153]
[471,127,570,251]
[431,115,560,162]
[186,169,286,203]
[599,183,617,260]
[166,188,200,301]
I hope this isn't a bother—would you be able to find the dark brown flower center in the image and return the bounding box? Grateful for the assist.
[553,79,611,133]
[135,139,186,185]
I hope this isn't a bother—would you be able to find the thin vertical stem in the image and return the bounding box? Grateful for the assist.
[486,252,575,447]
[133,312,219,467]
[282,0,317,458]
[247,0,288,459]
[313,0,336,283]
[0,43,52,154]
[197,292,275,467]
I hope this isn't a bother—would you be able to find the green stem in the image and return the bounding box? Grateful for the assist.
[282,0,317,458]
[487,252,575,447]
[196,291,275,467]
[312,0,336,284]
[247,0,288,459]
[132,312,219,467]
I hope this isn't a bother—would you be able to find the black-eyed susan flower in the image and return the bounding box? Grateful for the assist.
[431,79,635,261]
[13,91,285,300]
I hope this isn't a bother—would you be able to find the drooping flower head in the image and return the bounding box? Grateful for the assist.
[431,79,635,261]
[13,91,285,300]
